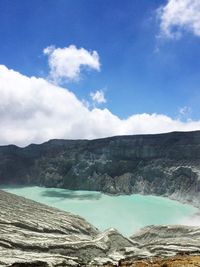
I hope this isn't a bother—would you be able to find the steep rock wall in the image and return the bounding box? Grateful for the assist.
[0,131,200,206]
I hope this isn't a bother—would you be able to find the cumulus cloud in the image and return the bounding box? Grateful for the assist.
[90,90,106,104]
[44,45,100,83]
[0,64,200,147]
[157,0,200,38]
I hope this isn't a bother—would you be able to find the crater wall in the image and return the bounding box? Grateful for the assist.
[0,131,200,206]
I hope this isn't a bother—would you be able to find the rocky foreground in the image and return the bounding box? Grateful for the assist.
[0,131,200,207]
[104,255,200,267]
[1,190,200,267]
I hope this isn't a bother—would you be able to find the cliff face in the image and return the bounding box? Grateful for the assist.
[0,131,200,205]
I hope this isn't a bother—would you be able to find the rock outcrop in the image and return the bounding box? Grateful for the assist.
[0,131,200,206]
[0,190,136,266]
[1,190,200,266]
[131,225,200,257]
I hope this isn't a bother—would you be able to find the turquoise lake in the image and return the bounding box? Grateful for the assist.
[2,186,197,236]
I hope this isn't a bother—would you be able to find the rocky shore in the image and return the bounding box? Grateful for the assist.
[1,190,200,267]
[1,131,200,265]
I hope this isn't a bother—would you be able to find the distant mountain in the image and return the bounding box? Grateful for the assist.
[0,131,200,206]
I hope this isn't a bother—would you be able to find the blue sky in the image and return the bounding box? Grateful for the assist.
[0,0,200,146]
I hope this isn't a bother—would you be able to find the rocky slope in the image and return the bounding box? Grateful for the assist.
[0,131,200,206]
[1,190,200,267]
[0,190,135,266]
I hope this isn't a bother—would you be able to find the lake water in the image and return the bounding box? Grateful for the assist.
[2,186,197,236]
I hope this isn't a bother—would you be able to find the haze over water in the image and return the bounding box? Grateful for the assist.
[2,186,197,236]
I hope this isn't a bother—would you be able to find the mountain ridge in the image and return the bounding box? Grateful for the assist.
[0,130,200,206]
[2,130,200,148]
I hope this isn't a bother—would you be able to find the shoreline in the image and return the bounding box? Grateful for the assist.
[1,185,199,236]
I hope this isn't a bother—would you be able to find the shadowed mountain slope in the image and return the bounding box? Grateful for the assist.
[0,131,200,206]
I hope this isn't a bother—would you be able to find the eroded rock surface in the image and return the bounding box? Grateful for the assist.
[0,131,200,206]
[1,190,200,266]
[0,190,136,266]
[131,225,200,258]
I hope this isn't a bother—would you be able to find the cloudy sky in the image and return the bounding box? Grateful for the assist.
[0,0,200,146]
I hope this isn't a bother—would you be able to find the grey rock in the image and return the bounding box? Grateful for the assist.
[131,225,200,258]
[0,190,136,266]
[1,190,200,266]
[1,131,200,265]
[1,131,200,207]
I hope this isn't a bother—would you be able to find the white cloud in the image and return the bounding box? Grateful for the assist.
[90,90,106,104]
[44,45,100,83]
[157,0,200,39]
[178,106,192,120]
[0,64,200,147]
